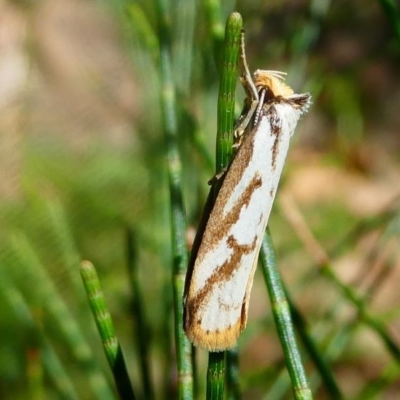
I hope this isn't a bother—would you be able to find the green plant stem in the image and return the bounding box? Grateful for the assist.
[319,262,400,364]
[215,13,243,173]
[204,0,225,64]
[126,3,159,64]
[155,0,193,398]
[207,352,226,399]
[281,194,400,394]
[286,290,342,398]
[355,361,400,399]
[126,228,154,400]
[378,0,400,48]
[80,261,136,400]
[1,268,80,399]
[206,12,243,400]
[260,230,313,400]
[41,339,80,400]
[296,205,400,365]
[226,347,241,400]
[10,234,114,400]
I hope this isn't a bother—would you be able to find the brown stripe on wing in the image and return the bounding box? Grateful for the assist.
[183,128,260,327]
[266,93,311,170]
[266,106,281,171]
[185,173,263,329]
[184,232,258,330]
[201,173,262,253]
[197,131,262,256]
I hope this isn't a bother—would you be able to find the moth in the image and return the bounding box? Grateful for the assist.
[183,31,311,352]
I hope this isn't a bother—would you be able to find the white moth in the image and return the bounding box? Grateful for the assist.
[183,31,311,352]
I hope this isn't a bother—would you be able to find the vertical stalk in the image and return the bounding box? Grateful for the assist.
[206,12,243,400]
[155,0,193,398]
[226,347,241,400]
[126,229,154,400]
[80,261,136,400]
[260,230,313,400]
[215,13,243,173]
[10,234,114,400]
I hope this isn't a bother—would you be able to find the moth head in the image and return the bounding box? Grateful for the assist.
[253,69,294,98]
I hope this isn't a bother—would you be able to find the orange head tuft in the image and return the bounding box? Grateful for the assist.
[253,70,294,98]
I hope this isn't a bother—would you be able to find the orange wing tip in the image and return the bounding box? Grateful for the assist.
[253,69,294,98]
[184,319,243,352]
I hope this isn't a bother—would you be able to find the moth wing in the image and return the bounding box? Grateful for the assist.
[184,102,306,351]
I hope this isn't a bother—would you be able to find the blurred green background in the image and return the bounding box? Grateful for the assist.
[1,0,400,399]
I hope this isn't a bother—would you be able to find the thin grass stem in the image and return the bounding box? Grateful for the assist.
[260,230,313,400]
[126,228,154,400]
[281,193,400,395]
[226,347,241,400]
[80,261,136,400]
[155,0,194,398]
[206,12,243,400]
[282,195,400,366]
[0,271,79,399]
[286,290,342,398]
[206,351,226,399]
[10,234,114,400]
[204,0,225,65]
[215,13,243,173]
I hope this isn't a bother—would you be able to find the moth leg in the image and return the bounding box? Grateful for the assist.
[253,88,266,126]
[207,166,228,186]
[234,30,259,143]
[238,29,258,105]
